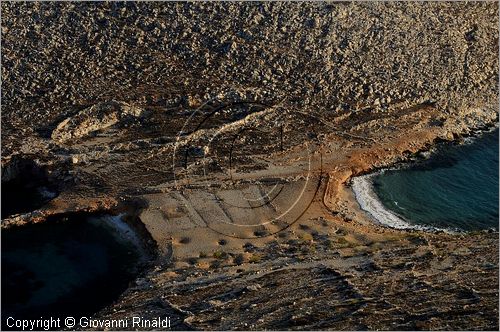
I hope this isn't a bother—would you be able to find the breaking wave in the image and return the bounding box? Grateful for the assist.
[351,174,452,233]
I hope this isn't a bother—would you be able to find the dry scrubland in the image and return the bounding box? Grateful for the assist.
[1,2,499,330]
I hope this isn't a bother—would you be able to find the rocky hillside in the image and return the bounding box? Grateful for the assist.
[1,1,498,155]
[1,3,499,330]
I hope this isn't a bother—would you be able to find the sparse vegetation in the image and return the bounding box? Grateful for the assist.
[213,251,227,259]
[335,237,352,248]
[187,257,198,265]
[298,232,314,242]
[179,237,191,244]
[233,254,245,265]
[253,230,268,237]
[248,253,262,264]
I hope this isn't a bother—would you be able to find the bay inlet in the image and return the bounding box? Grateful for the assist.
[353,129,499,232]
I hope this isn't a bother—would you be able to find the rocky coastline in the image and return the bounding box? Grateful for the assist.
[1,1,499,330]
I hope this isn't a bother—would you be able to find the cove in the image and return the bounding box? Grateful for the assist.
[352,129,499,231]
[1,213,147,327]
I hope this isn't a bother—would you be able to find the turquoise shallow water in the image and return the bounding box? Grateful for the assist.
[370,129,499,231]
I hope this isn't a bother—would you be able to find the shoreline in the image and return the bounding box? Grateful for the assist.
[349,126,499,234]
[351,174,457,234]
[2,108,498,243]
[1,100,498,330]
[88,214,154,264]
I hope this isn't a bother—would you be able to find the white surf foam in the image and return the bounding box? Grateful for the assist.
[88,214,149,260]
[351,174,452,233]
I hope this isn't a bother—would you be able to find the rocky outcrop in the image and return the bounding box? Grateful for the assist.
[51,100,146,143]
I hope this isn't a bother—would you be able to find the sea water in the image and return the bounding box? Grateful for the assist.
[352,129,499,231]
[1,214,146,325]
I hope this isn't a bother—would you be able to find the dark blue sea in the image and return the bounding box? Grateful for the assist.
[353,129,499,231]
[1,214,145,325]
